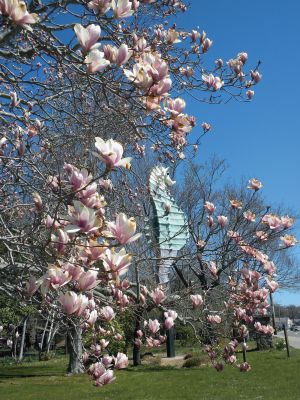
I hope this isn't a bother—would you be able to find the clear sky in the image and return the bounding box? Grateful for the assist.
[177,0,300,305]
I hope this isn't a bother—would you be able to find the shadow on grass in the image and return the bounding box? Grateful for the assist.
[0,362,66,379]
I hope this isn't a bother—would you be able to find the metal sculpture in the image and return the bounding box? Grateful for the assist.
[148,165,189,357]
[149,165,189,285]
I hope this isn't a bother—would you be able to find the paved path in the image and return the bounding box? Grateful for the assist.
[276,330,300,349]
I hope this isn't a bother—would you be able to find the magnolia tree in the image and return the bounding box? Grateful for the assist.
[0,0,290,389]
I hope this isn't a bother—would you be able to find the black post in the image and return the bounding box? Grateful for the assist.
[242,340,247,363]
[166,327,175,358]
[283,323,290,358]
[269,292,277,335]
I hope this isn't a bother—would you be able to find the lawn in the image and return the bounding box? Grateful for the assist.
[0,348,299,400]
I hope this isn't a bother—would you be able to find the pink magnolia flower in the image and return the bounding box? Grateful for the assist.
[164,317,174,330]
[204,201,216,214]
[239,362,251,372]
[263,260,276,275]
[190,294,203,309]
[94,137,131,169]
[280,234,298,247]
[116,44,132,66]
[100,339,109,349]
[136,329,143,338]
[51,229,69,254]
[114,333,123,341]
[248,178,262,191]
[207,315,221,324]
[281,215,294,229]
[95,369,115,386]
[24,276,40,296]
[74,24,101,52]
[243,210,256,222]
[164,310,178,320]
[99,178,113,192]
[79,240,107,265]
[0,0,38,29]
[217,215,228,228]
[148,319,160,334]
[78,269,100,291]
[106,213,141,244]
[124,63,153,89]
[238,52,248,64]
[255,230,269,241]
[215,58,224,68]
[202,122,211,132]
[202,73,224,90]
[202,38,213,52]
[207,215,214,228]
[134,338,142,348]
[246,90,254,99]
[32,192,42,210]
[66,201,101,234]
[100,306,115,321]
[266,279,279,293]
[250,70,262,83]
[103,44,132,66]
[102,248,132,276]
[191,29,200,42]
[209,261,218,277]
[89,362,106,378]
[230,199,243,209]
[150,287,166,305]
[165,98,186,116]
[102,355,113,367]
[59,291,88,315]
[227,230,242,243]
[111,0,134,18]
[262,214,282,230]
[114,352,128,369]
[46,265,72,290]
[88,0,111,15]
[165,28,181,44]
[149,77,172,96]
[65,165,92,191]
[88,298,96,310]
[84,50,110,73]
[86,310,98,326]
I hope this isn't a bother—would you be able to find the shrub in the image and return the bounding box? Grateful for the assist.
[275,339,286,351]
[183,352,193,360]
[182,356,203,368]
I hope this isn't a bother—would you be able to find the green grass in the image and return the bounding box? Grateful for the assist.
[0,349,299,400]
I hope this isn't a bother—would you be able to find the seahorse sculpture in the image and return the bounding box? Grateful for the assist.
[148,165,189,285]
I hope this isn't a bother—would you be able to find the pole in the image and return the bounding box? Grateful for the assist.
[283,323,290,358]
[269,292,277,335]
[166,327,175,358]
[242,340,247,363]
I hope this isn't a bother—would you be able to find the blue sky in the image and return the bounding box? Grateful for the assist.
[177,0,300,305]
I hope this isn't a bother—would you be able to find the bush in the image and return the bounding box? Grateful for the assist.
[39,351,56,361]
[183,352,193,360]
[275,339,286,351]
[182,356,203,368]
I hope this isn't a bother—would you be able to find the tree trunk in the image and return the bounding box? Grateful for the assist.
[38,317,49,360]
[133,307,144,366]
[18,316,28,362]
[67,322,84,374]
